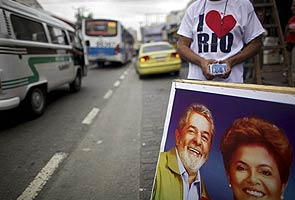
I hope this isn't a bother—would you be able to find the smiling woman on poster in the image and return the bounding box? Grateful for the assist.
[220,117,293,200]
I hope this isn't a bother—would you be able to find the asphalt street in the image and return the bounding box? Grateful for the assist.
[31,63,186,200]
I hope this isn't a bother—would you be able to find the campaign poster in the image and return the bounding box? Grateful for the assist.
[152,80,295,200]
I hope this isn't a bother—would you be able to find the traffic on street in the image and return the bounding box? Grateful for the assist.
[1,0,294,200]
[0,60,188,200]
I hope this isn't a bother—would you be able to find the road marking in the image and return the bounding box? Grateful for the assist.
[120,75,125,80]
[113,80,120,87]
[82,107,100,125]
[82,148,91,152]
[103,89,113,99]
[17,152,68,200]
[96,140,103,145]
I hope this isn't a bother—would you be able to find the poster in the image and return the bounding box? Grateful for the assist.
[152,80,295,200]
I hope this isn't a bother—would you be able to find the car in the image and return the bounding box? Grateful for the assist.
[135,41,181,78]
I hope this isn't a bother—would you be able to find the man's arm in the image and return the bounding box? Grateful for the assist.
[219,35,263,79]
[177,36,215,80]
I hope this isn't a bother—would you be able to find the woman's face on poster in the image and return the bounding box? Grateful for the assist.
[228,144,285,200]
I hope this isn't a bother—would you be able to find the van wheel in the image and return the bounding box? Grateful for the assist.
[69,71,82,92]
[26,87,46,117]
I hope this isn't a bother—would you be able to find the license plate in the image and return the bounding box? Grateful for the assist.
[155,57,165,62]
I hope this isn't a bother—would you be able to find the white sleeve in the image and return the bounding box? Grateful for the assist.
[177,6,194,39]
[243,3,265,44]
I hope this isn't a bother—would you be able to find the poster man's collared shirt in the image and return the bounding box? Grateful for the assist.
[176,148,201,200]
[151,148,210,200]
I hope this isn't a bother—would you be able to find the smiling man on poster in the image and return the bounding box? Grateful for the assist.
[152,103,215,200]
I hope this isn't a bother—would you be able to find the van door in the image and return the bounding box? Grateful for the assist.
[47,26,75,88]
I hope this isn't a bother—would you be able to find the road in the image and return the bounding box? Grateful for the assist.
[0,60,188,200]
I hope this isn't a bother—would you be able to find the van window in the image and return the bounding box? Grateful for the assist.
[48,26,68,45]
[69,31,82,49]
[11,15,47,42]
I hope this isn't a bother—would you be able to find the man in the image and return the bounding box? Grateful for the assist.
[285,1,295,78]
[177,0,265,82]
[152,103,215,200]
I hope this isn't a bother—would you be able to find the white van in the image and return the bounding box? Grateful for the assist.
[0,0,84,117]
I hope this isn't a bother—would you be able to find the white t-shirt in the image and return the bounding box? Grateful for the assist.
[177,0,265,82]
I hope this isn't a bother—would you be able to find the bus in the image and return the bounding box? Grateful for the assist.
[82,19,134,66]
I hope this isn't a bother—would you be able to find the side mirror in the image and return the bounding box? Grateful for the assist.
[85,40,90,47]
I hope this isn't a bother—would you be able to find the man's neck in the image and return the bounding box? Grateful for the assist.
[187,170,198,187]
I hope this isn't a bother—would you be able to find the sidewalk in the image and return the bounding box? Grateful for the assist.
[244,65,294,87]
[139,77,175,200]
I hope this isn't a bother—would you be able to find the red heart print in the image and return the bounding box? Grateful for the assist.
[205,10,236,39]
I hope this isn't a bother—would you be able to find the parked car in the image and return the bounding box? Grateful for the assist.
[135,41,181,78]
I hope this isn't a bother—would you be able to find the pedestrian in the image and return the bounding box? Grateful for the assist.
[285,0,295,76]
[220,117,293,200]
[177,0,265,82]
[152,103,215,200]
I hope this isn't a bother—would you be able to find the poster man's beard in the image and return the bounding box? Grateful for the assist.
[179,149,207,173]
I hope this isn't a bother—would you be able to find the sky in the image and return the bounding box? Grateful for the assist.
[38,0,192,39]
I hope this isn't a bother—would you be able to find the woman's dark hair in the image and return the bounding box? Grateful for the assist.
[220,117,293,184]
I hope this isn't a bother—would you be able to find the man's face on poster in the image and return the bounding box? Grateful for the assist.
[176,111,214,173]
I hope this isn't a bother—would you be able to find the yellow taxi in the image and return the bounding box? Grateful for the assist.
[135,41,181,78]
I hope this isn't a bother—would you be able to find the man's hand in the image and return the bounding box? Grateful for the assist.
[217,59,232,79]
[217,35,263,79]
[200,59,216,80]
[177,36,217,80]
